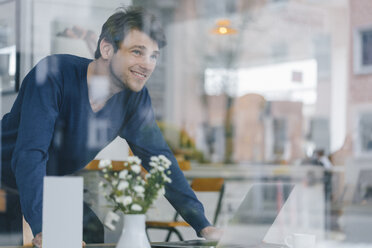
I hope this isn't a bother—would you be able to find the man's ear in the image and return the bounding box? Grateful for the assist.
[99,38,114,59]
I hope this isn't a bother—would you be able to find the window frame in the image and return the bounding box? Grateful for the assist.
[353,25,372,75]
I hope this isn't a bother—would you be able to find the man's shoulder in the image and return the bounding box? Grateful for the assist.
[33,54,91,81]
[40,54,91,68]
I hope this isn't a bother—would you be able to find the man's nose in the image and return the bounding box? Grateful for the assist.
[139,56,154,71]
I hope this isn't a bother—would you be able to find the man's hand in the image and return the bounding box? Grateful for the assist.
[32,232,42,247]
[32,232,86,247]
[200,226,223,240]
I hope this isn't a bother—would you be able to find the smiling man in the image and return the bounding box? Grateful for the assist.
[0,6,218,247]
[87,28,160,112]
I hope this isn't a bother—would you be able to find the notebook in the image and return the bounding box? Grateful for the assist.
[151,183,294,248]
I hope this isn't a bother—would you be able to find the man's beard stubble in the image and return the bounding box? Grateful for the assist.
[109,60,127,92]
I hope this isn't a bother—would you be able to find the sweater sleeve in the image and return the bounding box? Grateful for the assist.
[120,88,211,236]
[11,56,62,236]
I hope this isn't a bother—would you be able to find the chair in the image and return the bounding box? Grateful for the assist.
[0,189,6,213]
[146,177,225,242]
[85,159,127,171]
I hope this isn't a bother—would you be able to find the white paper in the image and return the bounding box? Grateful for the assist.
[42,176,83,248]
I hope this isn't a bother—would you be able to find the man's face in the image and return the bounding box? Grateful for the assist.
[109,29,160,92]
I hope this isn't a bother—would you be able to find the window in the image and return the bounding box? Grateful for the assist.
[354,26,372,74]
[359,113,372,154]
[0,0,18,93]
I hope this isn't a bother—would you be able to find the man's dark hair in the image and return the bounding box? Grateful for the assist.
[94,6,166,59]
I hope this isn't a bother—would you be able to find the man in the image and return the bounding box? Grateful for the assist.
[1,6,219,247]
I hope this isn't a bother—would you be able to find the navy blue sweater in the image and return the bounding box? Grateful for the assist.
[1,54,210,236]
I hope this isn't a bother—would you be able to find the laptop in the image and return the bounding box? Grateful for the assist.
[151,183,294,248]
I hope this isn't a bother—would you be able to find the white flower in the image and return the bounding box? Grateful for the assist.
[116,195,132,206]
[149,161,158,168]
[158,155,167,160]
[115,196,125,205]
[123,196,132,206]
[157,155,171,169]
[127,156,141,165]
[99,159,112,168]
[135,157,142,164]
[131,164,141,174]
[117,181,129,191]
[134,185,145,194]
[119,170,128,179]
[163,176,172,183]
[163,161,171,169]
[131,204,143,211]
[150,156,159,162]
[100,154,174,215]
[159,155,170,164]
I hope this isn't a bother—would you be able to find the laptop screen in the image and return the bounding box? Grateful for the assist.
[152,183,294,248]
[217,183,294,248]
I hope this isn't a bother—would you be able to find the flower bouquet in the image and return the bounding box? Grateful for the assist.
[98,155,172,248]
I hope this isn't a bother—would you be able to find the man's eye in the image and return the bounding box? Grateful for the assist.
[132,50,142,55]
[150,54,158,60]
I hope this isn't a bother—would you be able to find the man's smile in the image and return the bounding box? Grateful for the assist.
[130,70,147,79]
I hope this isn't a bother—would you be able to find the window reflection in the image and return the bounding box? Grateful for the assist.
[1,0,372,246]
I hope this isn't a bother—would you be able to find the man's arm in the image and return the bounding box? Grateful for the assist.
[120,88,212,237]
[10,57,62,236]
